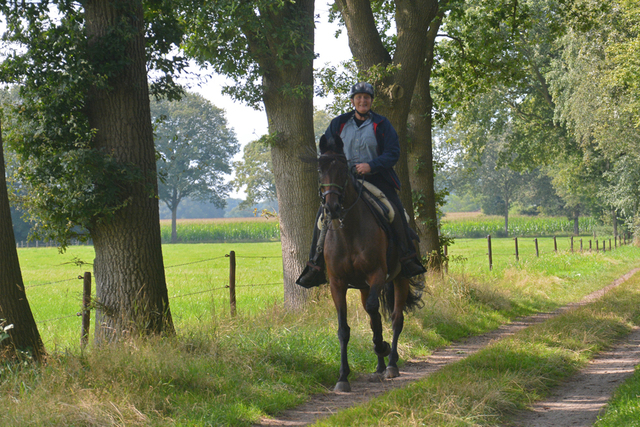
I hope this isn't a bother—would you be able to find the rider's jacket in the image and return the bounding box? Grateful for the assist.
[325,110,401,190]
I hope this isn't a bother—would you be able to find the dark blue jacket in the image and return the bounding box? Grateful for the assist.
[325,110,402,190]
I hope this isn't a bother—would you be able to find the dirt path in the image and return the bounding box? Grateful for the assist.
[257,268,640,427]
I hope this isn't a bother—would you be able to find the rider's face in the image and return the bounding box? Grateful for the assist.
[352,93,372,116]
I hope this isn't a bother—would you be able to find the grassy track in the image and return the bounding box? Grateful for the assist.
[5,224,640,426]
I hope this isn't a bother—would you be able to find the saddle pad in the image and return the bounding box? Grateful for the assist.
[361,181,395,223]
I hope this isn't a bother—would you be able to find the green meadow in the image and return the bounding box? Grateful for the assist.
[5,216,640,426]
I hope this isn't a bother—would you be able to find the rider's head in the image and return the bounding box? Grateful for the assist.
[349,82,374,118]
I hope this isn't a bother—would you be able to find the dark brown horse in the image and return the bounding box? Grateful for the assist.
[317,134,424,392]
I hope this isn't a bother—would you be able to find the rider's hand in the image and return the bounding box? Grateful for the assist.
[355,163,371,175]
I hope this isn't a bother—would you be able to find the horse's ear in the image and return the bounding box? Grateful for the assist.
[319,135,328,154]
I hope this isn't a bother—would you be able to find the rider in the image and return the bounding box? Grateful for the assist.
[296,82,426,288]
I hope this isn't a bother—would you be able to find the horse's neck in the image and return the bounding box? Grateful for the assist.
[339,180,371,229]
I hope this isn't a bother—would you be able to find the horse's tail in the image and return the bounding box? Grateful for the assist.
[380,276,425,318]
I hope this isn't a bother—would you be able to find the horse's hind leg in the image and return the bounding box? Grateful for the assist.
[330,280,351,392]
[384,278,410,379]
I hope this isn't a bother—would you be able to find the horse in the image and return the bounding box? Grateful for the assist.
[317,134,424,392]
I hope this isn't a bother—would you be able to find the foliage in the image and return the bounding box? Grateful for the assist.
[179,0,315,108]
[151,91,238,215]
[0,0,187,248]
[232,137,276,209]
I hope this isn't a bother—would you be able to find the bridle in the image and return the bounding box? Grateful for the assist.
[318,153,364,226]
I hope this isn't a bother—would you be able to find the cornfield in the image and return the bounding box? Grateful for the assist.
[440,215,599,238]
[160,221,280,243]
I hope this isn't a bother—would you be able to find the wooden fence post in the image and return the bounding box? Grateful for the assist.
[596,240,599,252]
[534,238,539,257]
[570,236,574,253]
[553,236,557,253]
[514,237,519,262]
[589,240,592,251]
[609,239,612,250]
[228,251,236,316]
[80,272,91,347]
[487,235,493,271]
[580,238,583,252]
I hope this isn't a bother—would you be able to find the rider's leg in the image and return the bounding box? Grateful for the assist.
[296,206,328,288]
[367,176,426,278]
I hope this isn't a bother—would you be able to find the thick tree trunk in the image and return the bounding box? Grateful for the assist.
[408,14,443,269]
[0,121,45,361]
[262,0,319,310]
[85,0,174,342]
[573,209,580,235]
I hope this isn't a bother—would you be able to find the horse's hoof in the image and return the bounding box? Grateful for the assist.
[374,341,391,358]
[384,366,400,379]
[368,373,384,383]
[334,381,351,392]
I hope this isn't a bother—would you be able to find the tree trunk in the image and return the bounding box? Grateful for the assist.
[262,0,319,310]
[337,0,439,234]
[171,204,178,244]
[85,0,174,342]
[0,120,45,361]
[408,11,444,269]
[612,208,618,237]
[504,200,509,237]
[573,210,580,235]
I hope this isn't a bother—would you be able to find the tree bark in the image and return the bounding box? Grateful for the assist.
[408,10,444,268]
[261,0,319,309]
[84,0,174,342]
[337,0,439,235]
[573,209,580,235]
[0,120,45,361]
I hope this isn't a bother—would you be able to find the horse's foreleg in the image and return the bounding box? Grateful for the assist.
[331,281,351,392]
[385,278,409,379]
[361,283,389,375]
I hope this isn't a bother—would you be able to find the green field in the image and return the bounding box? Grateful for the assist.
[7,217,640,426]
[19,233,634,349]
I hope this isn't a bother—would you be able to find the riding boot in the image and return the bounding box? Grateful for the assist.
[296,209,329,288]
[391,215,427,278]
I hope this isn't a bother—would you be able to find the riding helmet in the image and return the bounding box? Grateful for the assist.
[349,82,374,99]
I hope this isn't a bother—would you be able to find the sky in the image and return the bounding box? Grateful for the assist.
[184,4,353,199]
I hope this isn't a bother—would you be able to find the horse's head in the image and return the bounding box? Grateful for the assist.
[318,135,349,219]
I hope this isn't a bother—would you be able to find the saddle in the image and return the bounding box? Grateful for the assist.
[317,178,405,229]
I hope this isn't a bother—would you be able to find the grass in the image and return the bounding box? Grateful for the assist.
[18,242,284,349]
[595,367,640,426]
[4,224,640,426]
